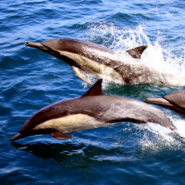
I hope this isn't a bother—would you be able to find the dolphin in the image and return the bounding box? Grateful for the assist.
[11,79,177,142]
[25,38,147,85]
[144,91,185,118]
[25,38,185,86]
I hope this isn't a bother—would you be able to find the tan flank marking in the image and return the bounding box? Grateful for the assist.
[59,51,124,84]
[33,114,106,133]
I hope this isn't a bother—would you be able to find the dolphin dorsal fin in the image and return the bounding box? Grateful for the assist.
[82,79,105,97]
[126,46,148,59]
[164,91,185,108]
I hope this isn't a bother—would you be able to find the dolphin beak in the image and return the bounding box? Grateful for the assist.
[143,97,159,104]
[25,41,61,59]
[143,97,172,106]
[144,97,163,104]
[10,133,25,142]
[25,42,49,51]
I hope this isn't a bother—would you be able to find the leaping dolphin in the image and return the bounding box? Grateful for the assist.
[25,38,184,86]
[144,91,185,118]
[11,79,177,142]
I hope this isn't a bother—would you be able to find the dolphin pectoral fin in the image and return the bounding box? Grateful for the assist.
[71,66,92,84]
[50,132,72,140]
[126,46,148,59]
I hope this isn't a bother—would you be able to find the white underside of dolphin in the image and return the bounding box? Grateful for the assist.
[34,114,107,133]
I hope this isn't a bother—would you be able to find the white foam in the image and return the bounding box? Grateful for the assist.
[168,115,185,139]
[139,122,175,143]
[138,112,185,140]
[82,24,185,83]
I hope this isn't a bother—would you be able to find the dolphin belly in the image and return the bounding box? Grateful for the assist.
[59,51,124,84]
[33,114,107,133]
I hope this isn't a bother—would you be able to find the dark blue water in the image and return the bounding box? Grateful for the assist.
[1,0,185,184]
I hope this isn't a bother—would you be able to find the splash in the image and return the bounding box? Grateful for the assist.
[136,113,185,153]
[169,115,185,139]
[80,24,185,146]
[82,23,185,82]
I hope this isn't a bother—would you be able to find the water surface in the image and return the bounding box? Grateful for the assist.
[1,0,185,184]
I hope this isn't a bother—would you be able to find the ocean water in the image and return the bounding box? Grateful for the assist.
[1,0,185,184]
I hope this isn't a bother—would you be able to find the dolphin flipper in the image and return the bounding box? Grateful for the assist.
[71,66,92,84]
[50,132,72,139]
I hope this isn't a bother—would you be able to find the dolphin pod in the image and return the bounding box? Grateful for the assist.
[25,38,184,86]
[10,79,177,142]
[144,91,185,118]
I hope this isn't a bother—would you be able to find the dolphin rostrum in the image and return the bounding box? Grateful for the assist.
[144,91,185,118]
[25,38,185,86]
[11,79,177,142]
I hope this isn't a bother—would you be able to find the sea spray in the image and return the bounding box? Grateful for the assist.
[80,24,185,87]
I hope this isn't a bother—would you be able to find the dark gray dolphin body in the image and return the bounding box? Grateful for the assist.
[25,38,185,86]
[11,79,176,142]
[144,91,185,118]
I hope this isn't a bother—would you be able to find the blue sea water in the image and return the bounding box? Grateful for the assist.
[1,0,185,184]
